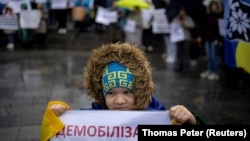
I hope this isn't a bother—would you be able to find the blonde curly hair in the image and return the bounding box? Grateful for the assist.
[83,42,155,110]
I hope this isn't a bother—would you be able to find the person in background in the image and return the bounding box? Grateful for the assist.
[161,0,178,64]
[106,0,123,43]
[200,0,222,80]
[172,7,195,73]
[18,3,35,49]
[106,0,128,42]
[73,0,92,33]
[52,0,68,34]
[2,5,16,51]
[125,6,143,49]
[35,3,48,49]
[40,42,205,141]
[117,7,128,42]
[93,0,106,33]
[189,24,202,68]
[141,0,155,52]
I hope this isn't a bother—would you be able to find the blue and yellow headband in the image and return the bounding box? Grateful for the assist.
[102,62,135,97]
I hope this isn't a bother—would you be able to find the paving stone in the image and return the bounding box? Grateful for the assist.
[17,126,40,141]
[0,127,18,141]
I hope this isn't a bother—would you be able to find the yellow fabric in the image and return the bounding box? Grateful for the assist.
[40,101,71,141]
[236,41,250,74]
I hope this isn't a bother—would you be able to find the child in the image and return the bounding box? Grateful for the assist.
[35,3,48,49]
[40,42,205,141]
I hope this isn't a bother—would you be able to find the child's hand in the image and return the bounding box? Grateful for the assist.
[50,104,69,116]
[169,105,197,125]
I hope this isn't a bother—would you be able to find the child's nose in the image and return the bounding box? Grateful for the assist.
[114,94,126,104]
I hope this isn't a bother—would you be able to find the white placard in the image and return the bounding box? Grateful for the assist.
[35,0,47,4]
[218,18,225,37]
[152,8,170,34]
[95,7,118,25]
[51,0,68,9]
[170,22,185,43]
[20,10,41,29]
[0,15,18,30]
[124,19,136,33]
[51,110,171,141]
[107,10,118,24]
[95,7,109,25]
[141,9,152,23]
[6,0,31,14]
[0,0,10,4]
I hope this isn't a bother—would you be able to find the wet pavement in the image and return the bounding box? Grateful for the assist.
[0,30,250,141]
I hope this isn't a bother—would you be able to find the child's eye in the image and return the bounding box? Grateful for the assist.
[124,91,129,94]
[124,90,133,94]
[107,91,113,95]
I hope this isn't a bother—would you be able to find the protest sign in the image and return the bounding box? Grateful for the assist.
[4,0,31,14]
[0,15,18,30]
[170,22,185,43]
[218,18,225,37]
[95,7,118,25]
[51,0,68,9]
[0,0,9,4]
[51,110,171,141]
[35,0,47,4]
[124,19,136,33]
[141,9,153,24]
[20,10,41,29]
[152,9,170,34]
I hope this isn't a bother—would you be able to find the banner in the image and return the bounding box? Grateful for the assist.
[51,110,171,141]
[20,10,41,29]
[224,0,250,74]
[152,9,170,34]
[0,15,18,30]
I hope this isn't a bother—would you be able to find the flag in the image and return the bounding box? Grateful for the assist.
[40,101,71,141]
[224,0,250,74]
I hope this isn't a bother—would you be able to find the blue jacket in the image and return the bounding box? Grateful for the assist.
[90,96,166,110]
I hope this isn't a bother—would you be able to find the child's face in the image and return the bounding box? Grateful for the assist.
[105,87,135,110]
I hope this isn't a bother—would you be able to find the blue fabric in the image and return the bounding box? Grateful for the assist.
[90,96,166,110]
[102,62,134,97]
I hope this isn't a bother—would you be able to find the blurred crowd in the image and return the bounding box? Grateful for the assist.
[0,0,224,80]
